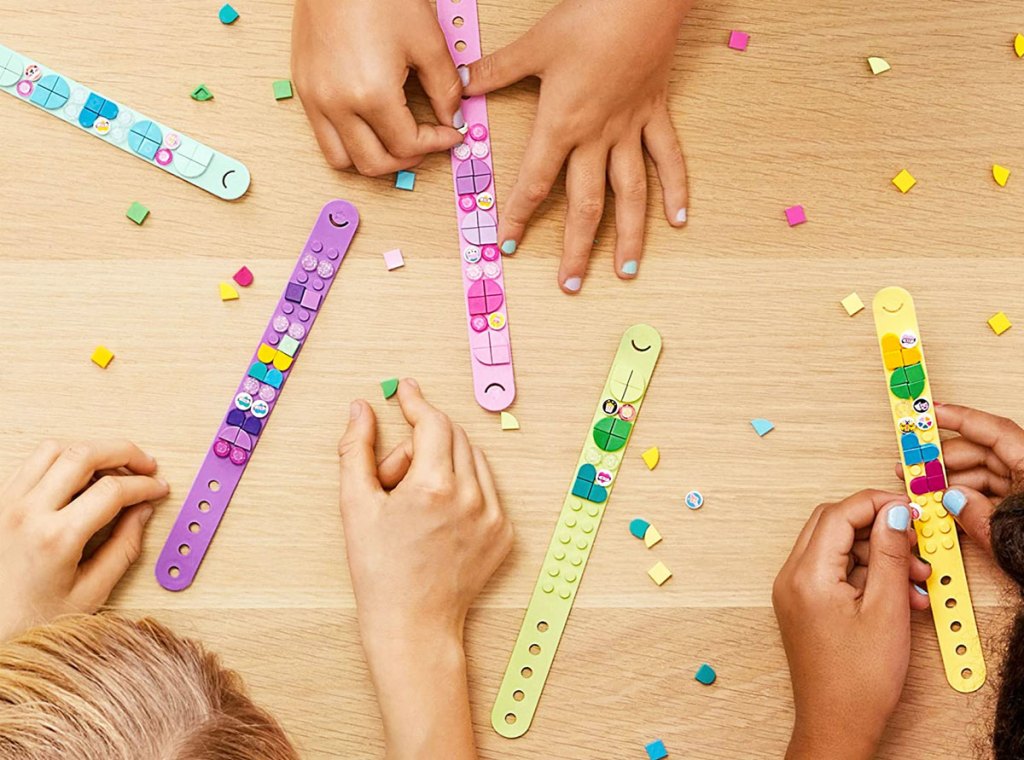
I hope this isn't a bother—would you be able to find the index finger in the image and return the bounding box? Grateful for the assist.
[937,404,1024,473]
[498,124,570,256]
[396,379,454,476]
[31,440,157,509]
[800,489,906,583]
[362,97,463,159]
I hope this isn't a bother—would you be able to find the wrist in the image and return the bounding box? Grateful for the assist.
[788,719,881,760]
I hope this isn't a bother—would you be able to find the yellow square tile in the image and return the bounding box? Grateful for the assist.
[648,561,672,586]
[90,345,114,369]
[892,169,917,193]
[988,312,1012,336]
[841,292,864,316]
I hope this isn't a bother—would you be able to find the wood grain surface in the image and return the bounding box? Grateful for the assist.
[2,1,1023,757]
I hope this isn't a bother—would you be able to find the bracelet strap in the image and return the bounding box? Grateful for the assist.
[491,325,662,736]
[0,43,250,200]
[873,286,985,692]
[437,0,516,412]
[155,200,359,590]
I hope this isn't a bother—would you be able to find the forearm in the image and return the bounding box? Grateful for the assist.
[787,720,880,760]
[363,625,477,760]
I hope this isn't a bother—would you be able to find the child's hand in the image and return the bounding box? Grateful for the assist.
[291,0,465,176]
[336,379,512,759]
[772,490,932,760]
[465,0,691,292]
[0,439,168,642]
[896,403,1024,552]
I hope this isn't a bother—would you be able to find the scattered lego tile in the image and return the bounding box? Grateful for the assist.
[784,205,806,226]
[218,3,239,24]
[380,377,399,399]
[272,80,293,100]
[233,266,253,287]
[695,663,717,685]
[867,56,891,75]
[643,525,663,549]
[500,411,520,431]
[90,345,114,369]
[190,84,214,101]
[641,447,660,470]
[395,170,416,191]
[645,739,669,760]
[1015,33,1024,58]
[988,312,1012,336]
[648,561,672,586]
[728,30,749,51]
[382,248,405,270]
[891,169,916,194]
[685,490,704,510]
[993,164,1011,187]
[750,418,775,437]
[125,201,149,225]
[841,292,865,316]
[629,518,651,540]
[219,282,239,301]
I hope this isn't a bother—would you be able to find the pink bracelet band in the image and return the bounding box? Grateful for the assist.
[155,200,359,591]
[438,0,516,412]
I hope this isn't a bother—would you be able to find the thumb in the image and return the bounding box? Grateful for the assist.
[412,27,466,129]
[463,35,539,96]
[864,502,915,615]
[942,486,995,553]
[337,400,382,515]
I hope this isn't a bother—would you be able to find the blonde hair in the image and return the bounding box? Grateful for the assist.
[0,614,298,760]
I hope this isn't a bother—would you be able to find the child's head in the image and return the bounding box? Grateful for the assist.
[991,491,1024,759]
[0,613,298,760]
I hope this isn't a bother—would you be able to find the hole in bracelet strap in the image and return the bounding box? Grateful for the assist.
[178,544,191,556]
[956,644,967,655]
[951,620,962,632]
[504,712,517,725]
[453,15,464,27]
[455,40,467,52]
[962,667,973,679]
[513,690,525,702]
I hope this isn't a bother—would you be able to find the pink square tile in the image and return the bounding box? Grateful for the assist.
[785,205,806,226]
[728,30,750,51]
[382,248,405,270]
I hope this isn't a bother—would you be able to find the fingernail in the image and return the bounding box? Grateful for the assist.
[156,477,169,490]
[458,66,470,86]
[563,276,582,293]
[675,208,688,224]
[943,488,967,516]
[349,401,362,420]
[501,239,517,254]
[886,505,911,531]
[919,557,931,565]
[621,260,638,276]
[405,378,420,390]
[453,108,465,130]
[913,583,929,597]
[140,505,154,524]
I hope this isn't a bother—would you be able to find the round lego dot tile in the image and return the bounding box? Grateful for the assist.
[685,491,704,510]
[463,246,482,264]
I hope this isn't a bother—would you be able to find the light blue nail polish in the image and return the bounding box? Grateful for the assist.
[675,208,688,224]
[500,239,517,255]
[563,276,582,293]
[913,584,929,597]
[621,260,638,276]
[887,505,910,531]
[943,488,968,516]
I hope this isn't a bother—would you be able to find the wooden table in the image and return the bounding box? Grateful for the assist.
[2,1,1022,756]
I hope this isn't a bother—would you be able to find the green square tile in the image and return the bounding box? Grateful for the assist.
[272,79,293,100]
[125,201,149,225]
[278,335,300,356]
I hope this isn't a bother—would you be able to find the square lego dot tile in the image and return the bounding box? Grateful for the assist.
[891,169,917,193]
[278,335,301,357]
[125,201,149,225]
[784,205,806,226]
[395,170,416,191]
[645,740,668,760]
[190,83,213,101]
[728,30,749,51]
[382,248,405,270]
[988,311,1012,335]
[841,292,865,316]
[90,345,114,369]
[272,79,293,100]
[233,266,253,287]
[648,561,672,586]
[218,4,239,24]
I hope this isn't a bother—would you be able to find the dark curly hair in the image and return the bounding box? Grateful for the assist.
[989,491,1024,758]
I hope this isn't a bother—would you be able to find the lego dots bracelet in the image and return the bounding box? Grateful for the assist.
[0,43,250,200]
[873,286,985,692]
[155,201,358,591]
[491,325,662,736]
[436,0,516,412]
